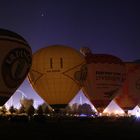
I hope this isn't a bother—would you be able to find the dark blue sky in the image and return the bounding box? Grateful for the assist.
[0,0,140,103]
[0,0,140,60]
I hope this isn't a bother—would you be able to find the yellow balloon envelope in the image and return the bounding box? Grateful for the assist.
[0,28,32,105]
[28,45,86,109]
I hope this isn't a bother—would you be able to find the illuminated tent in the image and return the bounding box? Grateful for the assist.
[28,45,86,110]
[103,100,124,115]
[128,105,140,116]
[115,62,140,112]
[0,28,32,105]
[80,47,125,113]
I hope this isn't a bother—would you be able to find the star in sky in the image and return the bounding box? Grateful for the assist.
[40,11,47,17]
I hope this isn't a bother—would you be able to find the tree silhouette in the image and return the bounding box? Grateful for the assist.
[20,97,34,110]
[9,106,16,114]
[26,105,35,119]
[41,102,53,114]
[65,105,72,114]
[71,103,79,114]
[0,105,7,114]
[77,103,95,115]
[18,105,26,114]
[36,105,43,115]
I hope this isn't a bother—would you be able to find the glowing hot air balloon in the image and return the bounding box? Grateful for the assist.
[0,28,32,105]
[115,61,140,113]
[28,45,86,110]
[80,47,126,113]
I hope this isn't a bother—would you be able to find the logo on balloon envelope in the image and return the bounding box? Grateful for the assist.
[96,71,125,82]
[2,48,32,88]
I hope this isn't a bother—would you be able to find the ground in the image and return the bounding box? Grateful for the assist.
[0,115,140,139]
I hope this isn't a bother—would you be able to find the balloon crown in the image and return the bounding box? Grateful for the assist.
[80,47,92,56]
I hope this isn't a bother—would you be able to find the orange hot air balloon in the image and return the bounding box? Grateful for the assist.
[80,47,126,113]
[0,28,32,105]
[115,62,140,113]
[28,45,86,110]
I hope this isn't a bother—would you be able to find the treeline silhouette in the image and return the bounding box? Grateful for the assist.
[0,97,98,123]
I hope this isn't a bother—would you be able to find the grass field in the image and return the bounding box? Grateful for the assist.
[0,115,140,139]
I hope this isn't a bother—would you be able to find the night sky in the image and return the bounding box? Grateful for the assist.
[0,0,140,105]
